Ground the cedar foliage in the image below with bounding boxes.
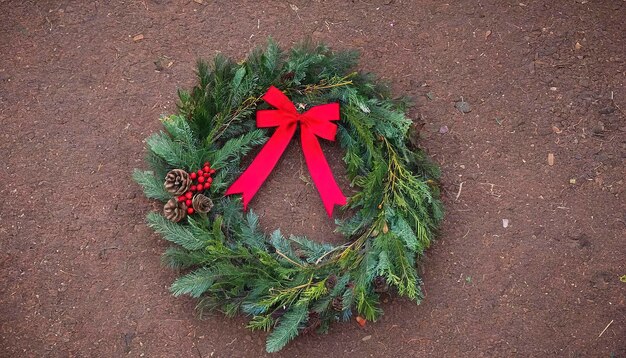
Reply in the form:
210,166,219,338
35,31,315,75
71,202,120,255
134,39,443,353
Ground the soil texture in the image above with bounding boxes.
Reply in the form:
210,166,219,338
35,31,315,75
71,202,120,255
1,0,625,357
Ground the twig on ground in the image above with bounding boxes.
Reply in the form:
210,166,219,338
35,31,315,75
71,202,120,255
455,181,465,202
478,182,502,198
598,320,613,338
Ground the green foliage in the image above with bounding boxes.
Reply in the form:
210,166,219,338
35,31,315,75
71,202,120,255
145,132,190,169
134,39,443,352
247,314,274,332
146,212,208,250
132,169,170,201
270,230,305,266
211,129,266,170
171,267,215,298
355,287,382,321
161,247,208,269
288,235,335,264
266,303,308,353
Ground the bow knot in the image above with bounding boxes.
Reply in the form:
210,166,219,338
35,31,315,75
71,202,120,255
226,86,347,217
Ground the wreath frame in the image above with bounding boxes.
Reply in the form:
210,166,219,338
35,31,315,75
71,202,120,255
133,40,443,352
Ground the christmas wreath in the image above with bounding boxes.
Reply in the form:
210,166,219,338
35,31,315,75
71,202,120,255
133,40,443,352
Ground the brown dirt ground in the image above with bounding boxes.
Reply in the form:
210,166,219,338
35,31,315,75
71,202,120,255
1,0,625,357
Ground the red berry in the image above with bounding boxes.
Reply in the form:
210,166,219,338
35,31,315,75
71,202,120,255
210,169,216,174
177,195,186,202
196,184,203,191
207,177,213,184
190,172,197,180
187,207,194,215
203,166,210,173
185,199,192,207
197,176,205,183
197,169,203,176
185,191,193,199
190,185,197,191
203,172,210,177
204,161,210,167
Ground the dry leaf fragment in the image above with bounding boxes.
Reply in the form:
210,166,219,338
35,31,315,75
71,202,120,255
356,316,367,327
485,30,492,39
133,34,144,42
548,153,555,166
575,42,582,50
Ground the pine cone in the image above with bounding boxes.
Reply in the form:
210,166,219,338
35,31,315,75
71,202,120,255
164,169,191,195
373,276,389,293
192,194,213,213
331,296,343,312
301,312,321,335
163,198,186,222
280,71,295,82
325,275,337,290
271,307,287,319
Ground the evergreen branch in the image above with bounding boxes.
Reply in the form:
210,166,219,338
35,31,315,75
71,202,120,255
355,287,382,321
275,249,306,268
287,235,336,264
212,94,265,142
248,315,274,332
266,303,308,353
300,73,357,94
161,247,208,269
146,212,207,250
302,281,327,301
132,169,171,201
270,230,305,266
210,129,267,170
146,132,191,169
263,39,281,73
170,267,215,297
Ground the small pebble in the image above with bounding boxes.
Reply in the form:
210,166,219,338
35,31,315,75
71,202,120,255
599,106,615,115
455,100,471,113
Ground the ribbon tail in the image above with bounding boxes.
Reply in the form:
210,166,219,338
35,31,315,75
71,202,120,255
225,124,296,209
300,129,347,217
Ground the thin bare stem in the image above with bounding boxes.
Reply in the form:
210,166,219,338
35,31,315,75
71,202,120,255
275,249,306,268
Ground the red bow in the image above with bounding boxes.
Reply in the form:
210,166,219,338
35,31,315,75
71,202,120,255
225,86,347,217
